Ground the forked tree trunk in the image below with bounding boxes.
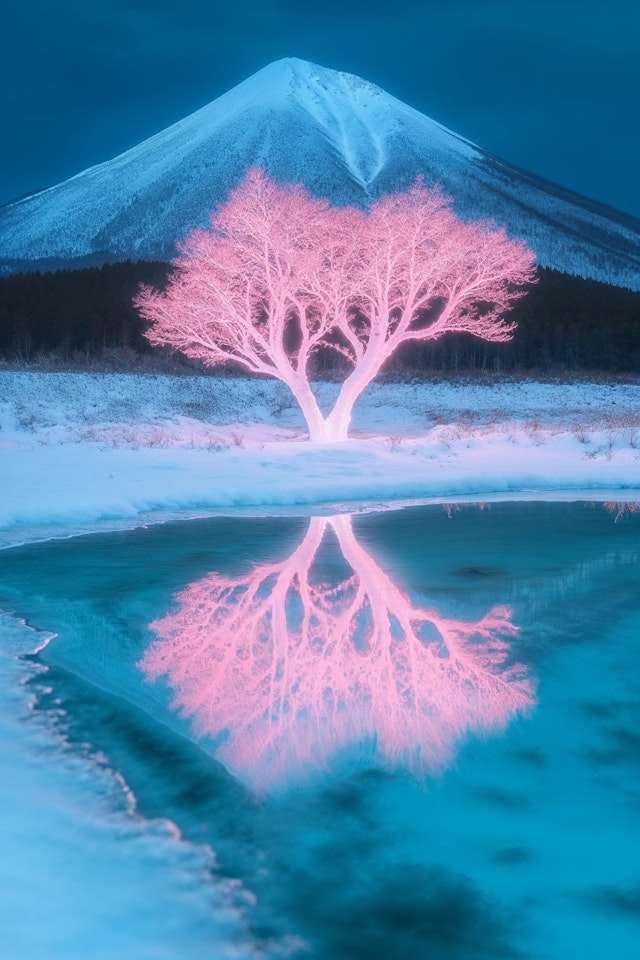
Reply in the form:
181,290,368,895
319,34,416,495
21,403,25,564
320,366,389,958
319,350,388,442
291,357,385,443
294,381,359,443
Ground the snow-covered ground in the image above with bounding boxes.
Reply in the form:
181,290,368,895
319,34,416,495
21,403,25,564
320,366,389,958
0,613,259,960
2,370,640,544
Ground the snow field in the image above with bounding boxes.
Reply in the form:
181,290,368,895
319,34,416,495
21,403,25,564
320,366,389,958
1,370,639,543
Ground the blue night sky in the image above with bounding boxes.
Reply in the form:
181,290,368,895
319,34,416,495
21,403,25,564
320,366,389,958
2,0,639,216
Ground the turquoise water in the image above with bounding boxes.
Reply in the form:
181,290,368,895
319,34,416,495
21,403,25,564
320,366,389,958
0,502,638,958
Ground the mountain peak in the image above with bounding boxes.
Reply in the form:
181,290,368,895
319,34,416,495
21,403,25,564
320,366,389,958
256,56,380,89
1,60,639,288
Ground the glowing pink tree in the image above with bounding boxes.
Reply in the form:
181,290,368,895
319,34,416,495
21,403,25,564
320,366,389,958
135,169,360,441
323,184,537,439
135,169,536,442
141,515,535,792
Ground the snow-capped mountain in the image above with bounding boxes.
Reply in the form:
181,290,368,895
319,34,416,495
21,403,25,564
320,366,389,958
1,58,639,289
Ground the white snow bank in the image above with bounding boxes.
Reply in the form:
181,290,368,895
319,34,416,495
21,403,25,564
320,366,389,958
1,371,639,544
3,370,640,436
0,614,269,960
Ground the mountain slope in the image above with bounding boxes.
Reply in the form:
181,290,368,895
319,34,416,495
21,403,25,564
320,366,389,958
1,58,639,289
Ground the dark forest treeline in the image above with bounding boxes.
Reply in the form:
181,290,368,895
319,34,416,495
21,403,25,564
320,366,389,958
1,260,639,373
0,261,169,361
395,267,640,374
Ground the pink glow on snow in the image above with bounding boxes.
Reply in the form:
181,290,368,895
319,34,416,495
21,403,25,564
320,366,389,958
140,515,536,791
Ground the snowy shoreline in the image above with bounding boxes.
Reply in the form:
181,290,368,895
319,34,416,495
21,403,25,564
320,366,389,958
2,370,640,546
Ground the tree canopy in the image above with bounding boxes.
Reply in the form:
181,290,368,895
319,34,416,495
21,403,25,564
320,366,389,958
135,168,537,440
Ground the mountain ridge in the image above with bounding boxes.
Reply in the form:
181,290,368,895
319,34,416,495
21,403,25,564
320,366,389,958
1,57,639,289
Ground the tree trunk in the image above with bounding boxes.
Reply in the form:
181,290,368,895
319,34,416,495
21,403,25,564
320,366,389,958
322,351,387,442
287,347,385,443
286,373,331,443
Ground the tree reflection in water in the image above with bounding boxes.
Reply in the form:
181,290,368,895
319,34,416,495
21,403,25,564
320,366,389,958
140,515,535,791
601,500,640,522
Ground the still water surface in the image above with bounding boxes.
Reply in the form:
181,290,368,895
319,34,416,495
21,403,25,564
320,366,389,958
0,502,638,958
